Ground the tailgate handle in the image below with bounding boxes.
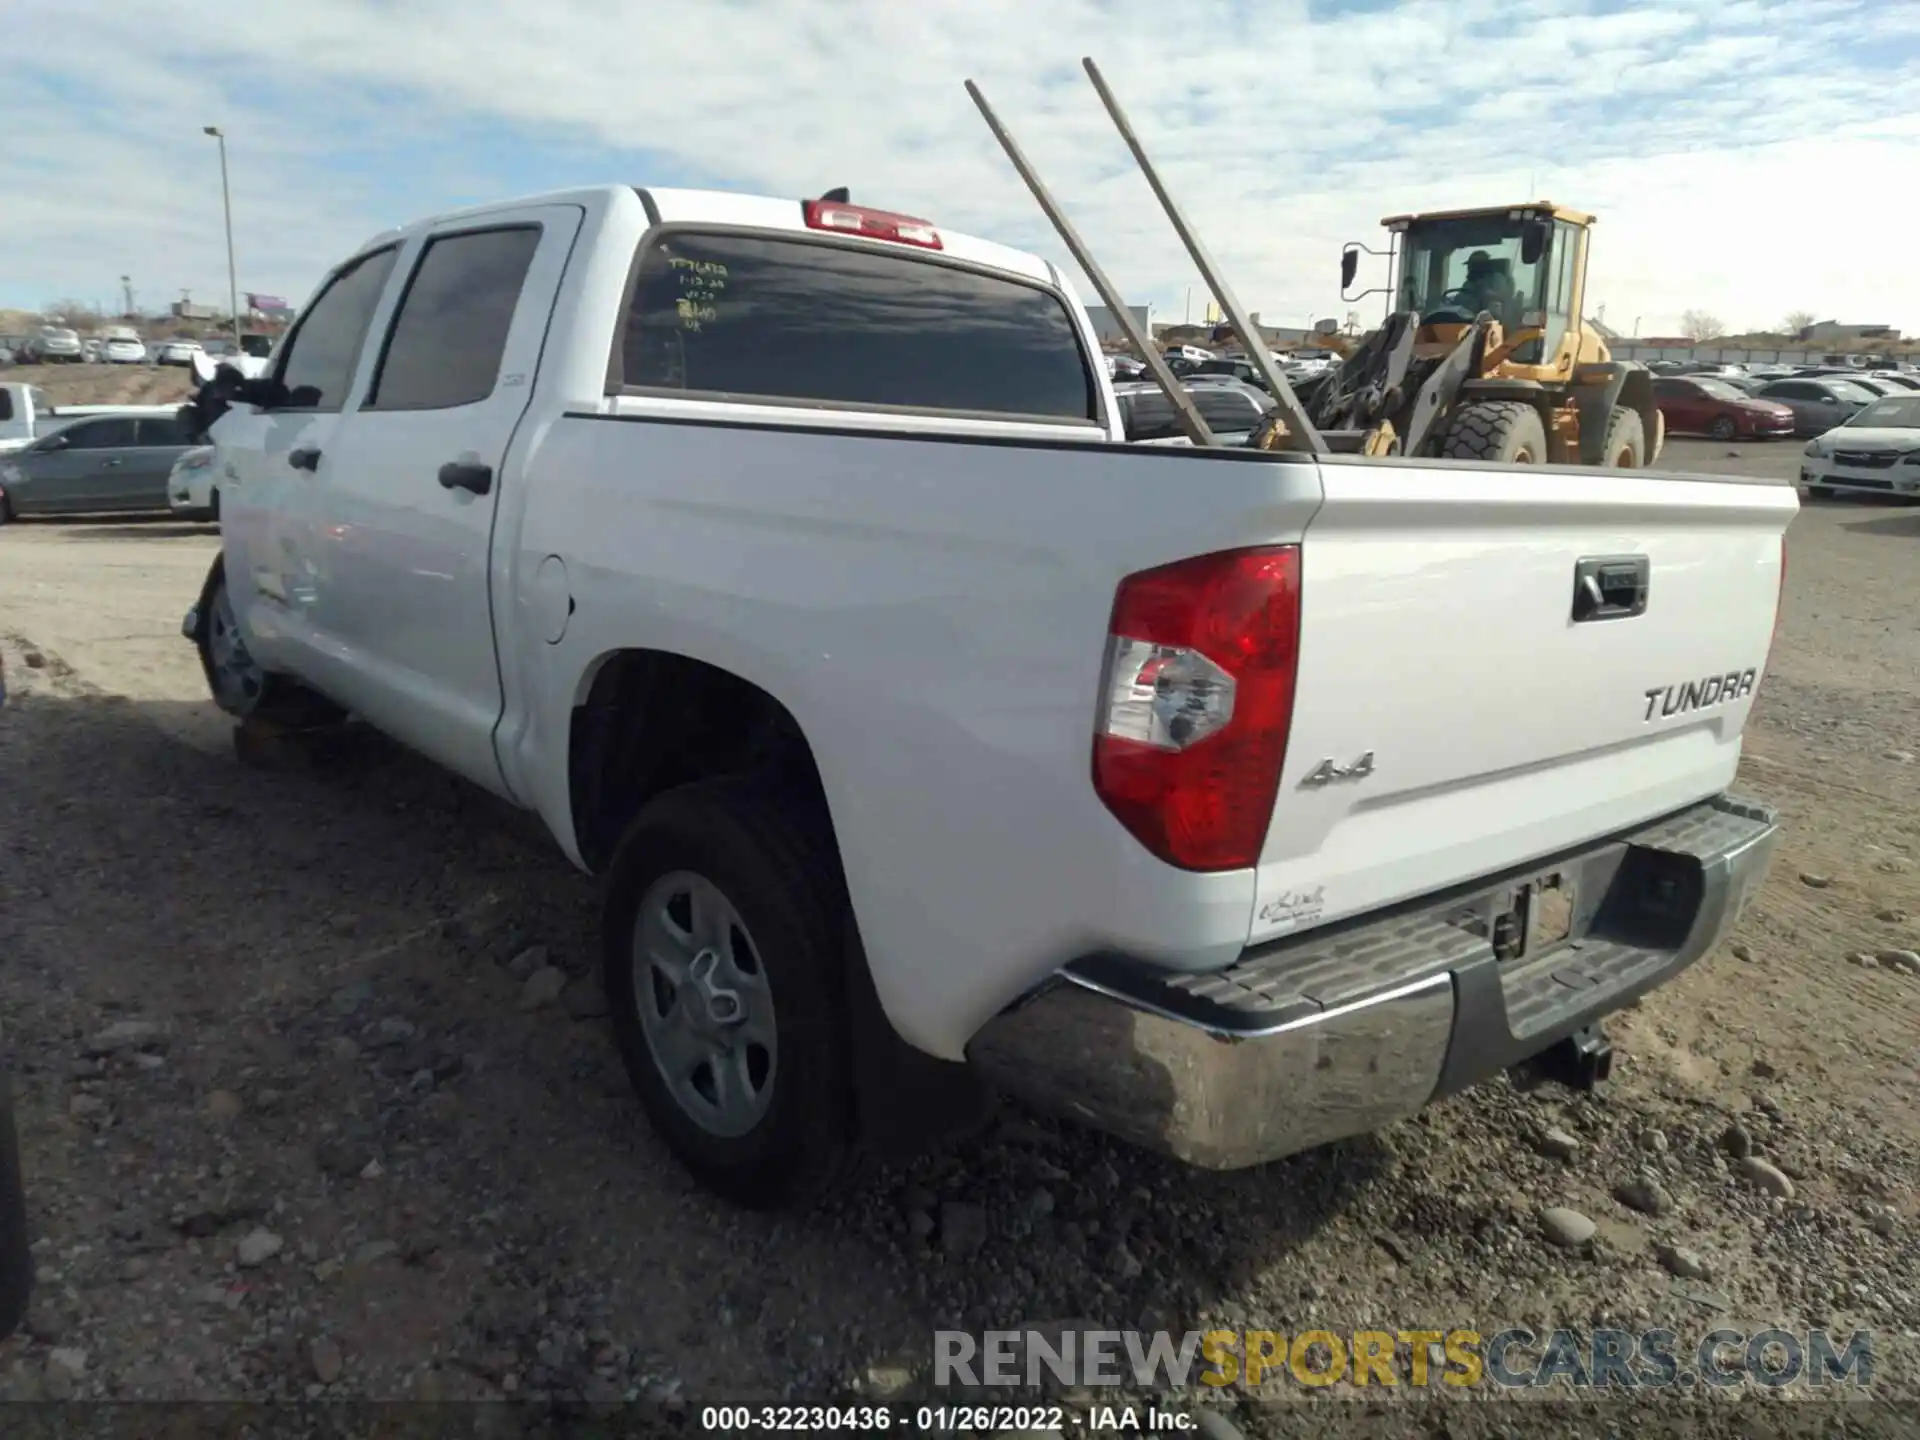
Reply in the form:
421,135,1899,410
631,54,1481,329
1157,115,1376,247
1572,555,1649,622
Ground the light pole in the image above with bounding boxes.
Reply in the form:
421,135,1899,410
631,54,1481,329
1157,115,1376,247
203,126,242,348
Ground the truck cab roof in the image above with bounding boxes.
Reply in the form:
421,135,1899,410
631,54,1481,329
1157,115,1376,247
348,185,1061,290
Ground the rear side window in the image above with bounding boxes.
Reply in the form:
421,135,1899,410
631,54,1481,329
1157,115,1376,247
616,231,1094,421
137,415,195,445
368,226,541,411
0,390,11,422
274,246,401,411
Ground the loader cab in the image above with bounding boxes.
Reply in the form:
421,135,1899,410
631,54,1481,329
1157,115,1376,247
1382,203,1590,378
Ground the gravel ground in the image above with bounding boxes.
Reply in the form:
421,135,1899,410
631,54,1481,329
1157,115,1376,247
0,438,1915,1437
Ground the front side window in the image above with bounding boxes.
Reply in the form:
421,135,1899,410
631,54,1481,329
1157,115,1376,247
617,230,1095,421
274,246,401,411
59,418,137,450
369,226,541,411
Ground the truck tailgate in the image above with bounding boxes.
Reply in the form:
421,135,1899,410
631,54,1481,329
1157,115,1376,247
1249,459,1794,945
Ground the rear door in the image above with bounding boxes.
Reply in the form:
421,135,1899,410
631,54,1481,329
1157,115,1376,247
296,208,580,795
113,415,198,509
1248,458,1793,946
1653,378,1699,433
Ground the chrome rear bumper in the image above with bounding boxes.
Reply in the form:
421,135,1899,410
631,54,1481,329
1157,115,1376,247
968,794,1779,1170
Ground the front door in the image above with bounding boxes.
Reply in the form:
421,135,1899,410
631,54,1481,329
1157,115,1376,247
15,416,137,513
298,206,582,797
215,244,402,678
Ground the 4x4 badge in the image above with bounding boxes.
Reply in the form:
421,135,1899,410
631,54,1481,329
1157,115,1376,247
1302,751,1375,787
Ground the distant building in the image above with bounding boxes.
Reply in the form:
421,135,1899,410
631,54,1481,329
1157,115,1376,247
1084,304,1151,344
1798,320,1902,345
171,300,221,321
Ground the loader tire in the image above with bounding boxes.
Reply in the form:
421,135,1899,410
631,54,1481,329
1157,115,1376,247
1600,407,1647,468
1439,401,1547,465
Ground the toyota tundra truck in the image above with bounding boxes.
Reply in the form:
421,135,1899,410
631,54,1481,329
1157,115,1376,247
180,181,1790,1208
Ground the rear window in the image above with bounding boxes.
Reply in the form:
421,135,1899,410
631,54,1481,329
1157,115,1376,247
615,230,1095,421
1122,386,1270,440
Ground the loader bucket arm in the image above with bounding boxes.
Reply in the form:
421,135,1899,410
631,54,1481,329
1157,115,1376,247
1400,319,1492,457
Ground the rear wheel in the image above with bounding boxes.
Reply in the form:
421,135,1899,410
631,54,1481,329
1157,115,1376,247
603,775,857,1209
1601,407,1647,468
1710,415,1739,442
1439,400,1548,464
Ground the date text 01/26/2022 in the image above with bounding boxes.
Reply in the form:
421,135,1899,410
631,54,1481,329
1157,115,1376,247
698,1405,1096,1432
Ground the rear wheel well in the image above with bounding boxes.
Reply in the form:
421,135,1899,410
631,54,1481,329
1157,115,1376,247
568,649,993,1162
568,650,828,875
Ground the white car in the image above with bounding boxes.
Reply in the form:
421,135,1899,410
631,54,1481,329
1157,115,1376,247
166,444,220,520
153,340,204,366
181,180,1787,1208
102,337,149,365
1801,392,1920,499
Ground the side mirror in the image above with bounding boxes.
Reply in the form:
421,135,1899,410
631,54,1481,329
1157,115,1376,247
38,433,68,451
1520,219,1549,267
1340,245,1360,292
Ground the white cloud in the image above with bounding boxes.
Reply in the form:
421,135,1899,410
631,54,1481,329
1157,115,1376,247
3,0,1916,337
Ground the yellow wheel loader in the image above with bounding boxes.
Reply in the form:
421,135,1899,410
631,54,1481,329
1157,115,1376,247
964,58,1660,465
1324,202,1664,466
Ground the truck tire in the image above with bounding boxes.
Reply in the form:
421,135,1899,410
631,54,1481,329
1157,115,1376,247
1439,401,1548,464
1601,407,1647,468
602,774,857,1209
194,564,340,727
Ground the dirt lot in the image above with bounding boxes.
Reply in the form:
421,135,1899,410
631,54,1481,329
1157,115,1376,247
3,361,197,409
0,438,1915,1433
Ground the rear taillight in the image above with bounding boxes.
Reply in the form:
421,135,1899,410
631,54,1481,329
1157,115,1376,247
1092,546,1302,871
801,200,943,250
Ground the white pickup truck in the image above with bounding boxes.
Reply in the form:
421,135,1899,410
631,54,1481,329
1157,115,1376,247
181,181,1791,1209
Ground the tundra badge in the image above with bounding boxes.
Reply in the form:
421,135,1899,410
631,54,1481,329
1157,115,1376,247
1643,668,1757,722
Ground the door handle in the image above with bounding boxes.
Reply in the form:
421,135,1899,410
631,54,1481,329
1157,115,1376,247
438,460,493,496
102,458,124,467
288,446,322,471
1572,555,1650,622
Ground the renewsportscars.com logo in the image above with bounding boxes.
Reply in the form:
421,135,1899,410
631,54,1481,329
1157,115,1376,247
935,1326,1875,1391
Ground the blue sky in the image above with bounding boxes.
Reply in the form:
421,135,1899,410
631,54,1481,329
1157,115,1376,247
4,0,1918,336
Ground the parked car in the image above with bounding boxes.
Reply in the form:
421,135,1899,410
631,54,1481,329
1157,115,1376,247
1113,378,1275,442
1651,376,1794,441
152,339,204,366
1801,393,1920,499
1836,376,1903,397
166,444,220,520
101,336,149,365
1867,371,1920,391
26,326,83,363
1105,353,1146,382
178,182,1788,1208
1188,356,1270,391
0,412,205,520
1752,377,1876,436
